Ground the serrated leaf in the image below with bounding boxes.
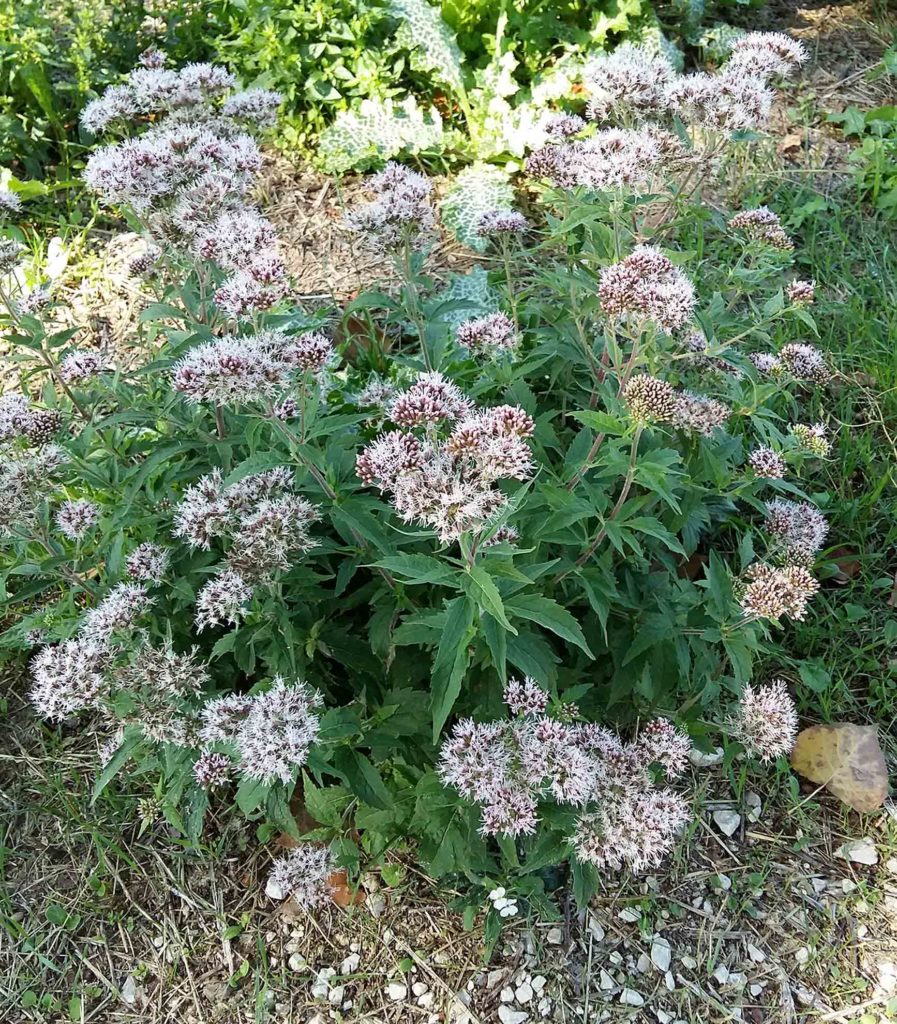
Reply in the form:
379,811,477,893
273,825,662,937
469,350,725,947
430,596,476,741
463,566,515,633
504,594,593,657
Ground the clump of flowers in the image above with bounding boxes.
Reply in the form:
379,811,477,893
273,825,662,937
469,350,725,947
29,639,109,720
748,446,786,479
199,676,322,784
266,845,335,908
456,313,518,357
192,751,233,790
55,499,99,540
0,445,66,534
786,279,815,305
764,499,828,562
729,207,793,250
670,392,731,436
81,55,287,321
194,568,253,632
730,679,798,761
777,343,831,385
476,210,528,236
438,678,692,873
345,162,435,251
740,563,819,622
526,127,664,194
357,374,534,542
623,375,677,424
583,44,675,122
81,583,152,642
790,422,831,457
60,350,105,383
599,246,695,332
126,541,171,583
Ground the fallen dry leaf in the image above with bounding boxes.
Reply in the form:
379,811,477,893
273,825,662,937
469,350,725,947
790,723,889,812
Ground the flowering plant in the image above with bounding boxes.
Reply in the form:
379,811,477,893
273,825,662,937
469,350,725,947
1,35,830,913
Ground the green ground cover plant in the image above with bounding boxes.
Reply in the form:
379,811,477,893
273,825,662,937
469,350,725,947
0,31,857,930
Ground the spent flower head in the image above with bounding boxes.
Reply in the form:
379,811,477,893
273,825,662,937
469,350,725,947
599,246,695,331
740,563,819,622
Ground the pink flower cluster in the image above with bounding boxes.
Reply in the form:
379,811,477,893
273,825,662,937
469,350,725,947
730,679,798,761
81,55,287,321
173,467,319,629
582,33,805,135
599,246,696,332
526,127,664,193
438,678,692,873
356,373,534,542
345,162,435,251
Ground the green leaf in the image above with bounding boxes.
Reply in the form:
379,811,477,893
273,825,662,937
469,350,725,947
235,776,271,817
504,594,593,657
463,566,516,633
91,733,142,802
303,777,352,827
430,597,476,741
371,554,456,586
333,749,393,810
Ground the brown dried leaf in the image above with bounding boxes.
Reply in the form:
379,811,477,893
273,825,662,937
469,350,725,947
790,723,889,812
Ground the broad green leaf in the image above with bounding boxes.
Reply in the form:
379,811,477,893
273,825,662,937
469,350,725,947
430,596,476,741
463,566,515,633
504,594,593,657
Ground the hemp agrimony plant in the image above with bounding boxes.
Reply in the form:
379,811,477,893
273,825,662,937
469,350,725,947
1,35,834,917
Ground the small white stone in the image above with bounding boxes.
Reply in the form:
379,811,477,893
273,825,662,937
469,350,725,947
841,878,857,893
387,982,408,1001
793,985,816,1007
531,976,546,993
681,955,697,970
120,975,137,1005
340,953,360,976
728,972,747,988
651,937,672,972
412,982,429,997
619,988,644,1007
712,809,741,838
712,965,730,986
311,967,336,1001
342,999,353,1011
689,746,724,767
745,791,762,822
327,985,345,1005
516,983,534,1004
609,951,623,966
500,987,515,1003
636,954,651,973
656,1011,673,1024
382,928,394,944
418,992,435,1009
664,971,675,992
265,875,287,900
538,996,551,1017
546,927,564,945
886,857,897,875
835,838,878,865
810,877,827,895
618,907,640,923
857,924,868,939
716,873,732,891
747,944,765,963
599,970,616,991
587,916,605,942
749,984,764,997
288,952,308,972
498,1006,529,1024
795,947,809,966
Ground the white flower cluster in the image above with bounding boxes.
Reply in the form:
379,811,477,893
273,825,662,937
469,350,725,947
584,34,805,133
173,467,320,629
199,676,322,784
438,679,692,874
82,54,287,321
356,373,535,542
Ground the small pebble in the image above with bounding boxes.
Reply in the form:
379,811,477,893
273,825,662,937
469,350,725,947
516,983,534,1004
795,947,809,966
327,985,345,1005
387,982,407,1001
367,892,387,918
619,988,644,1007
749,984,764,997
745,791,762,822
546,927,564,945
689,746,724,766
412,982,429,997
531,976,546,993
712,965,730,986
418,992,435,1009
498,1006,529,1024
835,838,878,865
681,955,697,970
664,971,675,992
599,970,615,991
712,809,741,838
651,937,672,973
636,954,651,973
340,953,360,975
747,944,765,963
617,907,640,923
500,987,515,1003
